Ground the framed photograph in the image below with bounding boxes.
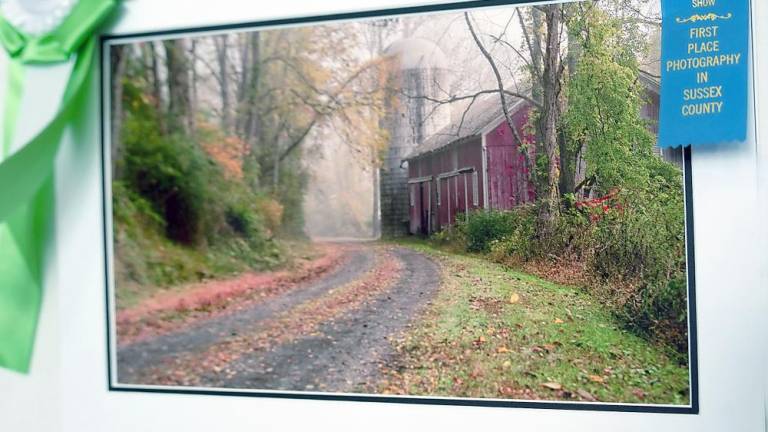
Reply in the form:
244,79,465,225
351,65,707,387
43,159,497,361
102,0,700,413
2,0,767,430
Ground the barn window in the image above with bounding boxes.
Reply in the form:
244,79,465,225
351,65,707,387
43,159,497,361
409,184,415,207
472,171,479,206
436,178,441,206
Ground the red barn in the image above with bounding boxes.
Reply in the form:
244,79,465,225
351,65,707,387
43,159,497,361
404,95,536,235
404,72,665,236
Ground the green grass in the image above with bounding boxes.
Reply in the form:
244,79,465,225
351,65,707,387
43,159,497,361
382,240,690,405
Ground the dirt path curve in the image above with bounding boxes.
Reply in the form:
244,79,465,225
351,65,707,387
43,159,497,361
198,247,441,392
117,244,376,384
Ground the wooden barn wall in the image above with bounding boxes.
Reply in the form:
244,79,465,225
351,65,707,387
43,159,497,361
406,136,483,234
484,104,536,210
458,138,484,212
436,139,484,230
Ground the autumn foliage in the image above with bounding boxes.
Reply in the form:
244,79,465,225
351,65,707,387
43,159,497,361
198,121,249,180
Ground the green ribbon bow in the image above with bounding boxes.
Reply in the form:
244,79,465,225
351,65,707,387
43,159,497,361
0,0,117,373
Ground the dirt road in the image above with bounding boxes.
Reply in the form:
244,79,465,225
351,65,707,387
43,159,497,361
116,243,440,392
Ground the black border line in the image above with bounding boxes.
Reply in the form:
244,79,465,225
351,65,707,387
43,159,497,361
684,145,699,415
100,39,113,397
99,0,699,414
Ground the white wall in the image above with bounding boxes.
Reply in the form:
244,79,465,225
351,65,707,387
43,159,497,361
1,1,766,431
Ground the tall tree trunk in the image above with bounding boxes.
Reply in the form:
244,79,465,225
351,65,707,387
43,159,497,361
559,5,582,198
519,8,546,194
530,8,545,110
235,33,251,136
273,146,280,191
148,42,166,134
540,5,562,222
215,35,232,134
111,45,127,179
243,32,261,148
364,22,387,239
558,130,575,197
189,39,198,132
163,40,193,135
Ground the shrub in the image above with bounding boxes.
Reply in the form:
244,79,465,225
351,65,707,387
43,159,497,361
430,223,468,253
120,83,281,248
486,207,539,260
621,274,688,354
123,130,216,245
225,203,263,238
589,188,687,351
463,209,524,252
255,197,284,235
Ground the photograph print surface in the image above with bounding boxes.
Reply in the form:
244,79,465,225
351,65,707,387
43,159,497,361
105,0,696,411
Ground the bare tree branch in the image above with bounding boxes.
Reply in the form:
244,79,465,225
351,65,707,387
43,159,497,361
401,88,541,110
278,59,386,162
465,12,530,152
518,7,543,83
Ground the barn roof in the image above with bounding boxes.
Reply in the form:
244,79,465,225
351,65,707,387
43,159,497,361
638,69,660,94
404,70,659,162
404,92,527,160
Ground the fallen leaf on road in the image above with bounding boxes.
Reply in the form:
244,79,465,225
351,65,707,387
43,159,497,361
541,382,562,390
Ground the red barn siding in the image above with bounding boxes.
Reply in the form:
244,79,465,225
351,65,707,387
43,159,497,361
484,104,536,210
435,139,484,231
435,149,449,229
407,137,484,235
458,138,485,211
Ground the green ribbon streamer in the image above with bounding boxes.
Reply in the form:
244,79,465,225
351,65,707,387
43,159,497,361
0,0,117,373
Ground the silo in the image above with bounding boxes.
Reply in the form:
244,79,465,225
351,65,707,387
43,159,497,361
380,37,451,237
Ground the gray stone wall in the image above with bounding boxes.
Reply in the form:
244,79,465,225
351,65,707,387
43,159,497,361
380,149,411,237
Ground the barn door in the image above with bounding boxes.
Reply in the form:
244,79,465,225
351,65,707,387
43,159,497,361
409,183,421,235
486,146,517,210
